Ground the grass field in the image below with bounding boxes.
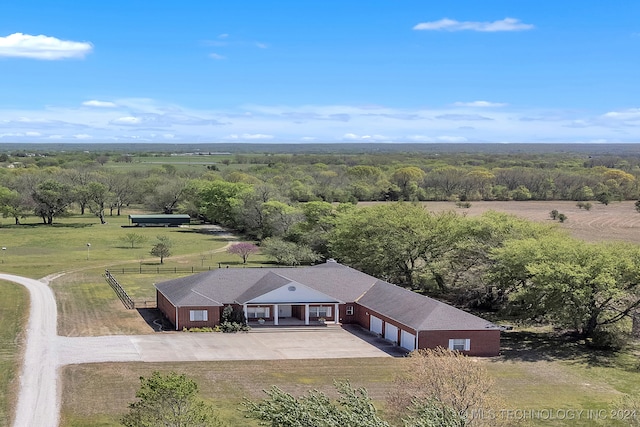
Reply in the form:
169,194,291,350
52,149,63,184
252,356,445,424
59,332,640,427
0,281,29,427
4,201,640,425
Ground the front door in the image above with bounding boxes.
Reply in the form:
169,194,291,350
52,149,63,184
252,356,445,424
278,304,292,318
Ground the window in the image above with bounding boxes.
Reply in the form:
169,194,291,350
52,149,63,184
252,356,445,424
247,306,270,318
189,310,208,322
448,338,470,351
346,306,354,316
309,306,332,318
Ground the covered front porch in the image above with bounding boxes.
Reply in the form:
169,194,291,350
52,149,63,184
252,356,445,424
242,303,341,326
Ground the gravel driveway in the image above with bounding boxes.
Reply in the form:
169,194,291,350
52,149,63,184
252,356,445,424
2,273,403,427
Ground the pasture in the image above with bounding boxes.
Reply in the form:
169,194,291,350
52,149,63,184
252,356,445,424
3,201,640,426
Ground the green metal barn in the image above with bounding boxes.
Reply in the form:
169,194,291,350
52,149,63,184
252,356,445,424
128,214,191,227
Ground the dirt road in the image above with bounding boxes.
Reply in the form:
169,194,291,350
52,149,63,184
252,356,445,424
3,272,397,427
1,274,59,427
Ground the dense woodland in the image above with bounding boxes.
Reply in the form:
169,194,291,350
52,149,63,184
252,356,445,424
2,145,640,345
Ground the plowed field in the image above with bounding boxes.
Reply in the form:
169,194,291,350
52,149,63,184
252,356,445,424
359,200,640,243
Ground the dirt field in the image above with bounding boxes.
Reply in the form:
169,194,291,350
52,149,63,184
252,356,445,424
360,200,640,244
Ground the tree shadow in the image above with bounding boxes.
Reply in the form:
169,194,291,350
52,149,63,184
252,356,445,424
1,222,94,228
498,331,626,368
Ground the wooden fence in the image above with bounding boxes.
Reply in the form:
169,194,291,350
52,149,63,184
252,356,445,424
104,270,135,309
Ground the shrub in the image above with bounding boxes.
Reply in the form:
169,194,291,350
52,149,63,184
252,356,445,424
588,325,629,350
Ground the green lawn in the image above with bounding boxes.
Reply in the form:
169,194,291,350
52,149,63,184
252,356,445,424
3,214,640,426
0,213,238,278
0,281,29,427
59,341,640,427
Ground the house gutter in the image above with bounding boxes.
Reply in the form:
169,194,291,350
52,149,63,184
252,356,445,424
175,306,179,331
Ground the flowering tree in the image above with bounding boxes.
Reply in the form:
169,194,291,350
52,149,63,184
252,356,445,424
227,242,259,264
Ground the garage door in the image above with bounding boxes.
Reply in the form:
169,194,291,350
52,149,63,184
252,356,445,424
384,323,398,344
400,330,416,351
369,315,383,335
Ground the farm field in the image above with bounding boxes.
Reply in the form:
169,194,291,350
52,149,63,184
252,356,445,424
360,200,640,244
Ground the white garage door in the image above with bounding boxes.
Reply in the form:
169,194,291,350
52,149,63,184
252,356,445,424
400,330,416,351
384,323,398,344
370,315,383,335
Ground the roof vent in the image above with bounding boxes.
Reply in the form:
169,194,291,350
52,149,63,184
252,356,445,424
288,286,296,291
326,258,337,263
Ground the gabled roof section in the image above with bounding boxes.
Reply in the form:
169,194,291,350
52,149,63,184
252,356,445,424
236,272,342,304
155,262,378,307
357,281,498,332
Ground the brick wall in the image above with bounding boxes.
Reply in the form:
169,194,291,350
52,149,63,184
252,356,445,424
418,329,500,356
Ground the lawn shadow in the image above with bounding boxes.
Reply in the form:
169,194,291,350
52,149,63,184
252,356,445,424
136,308,173,332
499,330,624,368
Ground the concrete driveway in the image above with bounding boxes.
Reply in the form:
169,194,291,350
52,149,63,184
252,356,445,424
57,324,407,365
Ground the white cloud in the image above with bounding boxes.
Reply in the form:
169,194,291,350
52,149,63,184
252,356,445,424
209,53,226,60
82,100,117,108
414,17,534,32
0,33,93,60
2,98,640,143
218,33,229,39
436,135,468,142
435,114,493,121
342,133,388,141
111,116,142,125
73,134,92,139
256,42,268,49
453,101,507,107
225,133,274,140
602,108,640,121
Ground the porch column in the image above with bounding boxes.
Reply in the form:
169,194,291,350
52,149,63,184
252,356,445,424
304,303,310,325
334,303,339,324
243,304,248,322
274,304,279,326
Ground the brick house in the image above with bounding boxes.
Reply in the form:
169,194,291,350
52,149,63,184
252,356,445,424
155,260,500,356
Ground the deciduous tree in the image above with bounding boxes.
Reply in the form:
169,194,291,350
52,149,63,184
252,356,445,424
243,381,390,427
490,237,640,340
387,348,500,427
150,236,173,264
227,242,259,264
121,371,222,427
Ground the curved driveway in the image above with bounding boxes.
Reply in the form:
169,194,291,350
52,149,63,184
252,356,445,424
2,273,400,427
1,274,59,427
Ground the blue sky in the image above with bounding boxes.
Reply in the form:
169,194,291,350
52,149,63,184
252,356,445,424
1,1,639,143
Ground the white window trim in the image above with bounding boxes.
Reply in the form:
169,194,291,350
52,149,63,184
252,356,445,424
346,306,354,316
189,310,208,322
448,338,470,351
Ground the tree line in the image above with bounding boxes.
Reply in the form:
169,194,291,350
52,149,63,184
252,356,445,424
2,153,640,343
2,150,640,222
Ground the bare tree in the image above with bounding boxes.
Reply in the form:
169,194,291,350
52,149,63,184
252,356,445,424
387,348,504,427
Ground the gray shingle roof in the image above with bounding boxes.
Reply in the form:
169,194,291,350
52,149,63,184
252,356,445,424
155,262,496,331
356,281,497,331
